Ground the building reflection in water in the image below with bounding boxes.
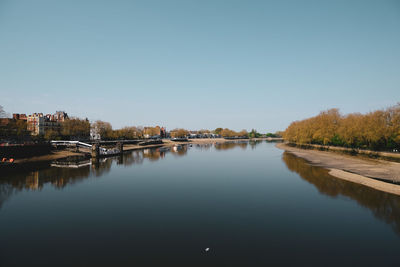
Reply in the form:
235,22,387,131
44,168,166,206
0,148,152,208
282,151,400,235
0,142,263,209
0,145,190,200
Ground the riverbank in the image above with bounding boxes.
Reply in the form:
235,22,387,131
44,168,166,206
285,143,400,161
14,150,85,164
276,143,400,195
10,138,278,166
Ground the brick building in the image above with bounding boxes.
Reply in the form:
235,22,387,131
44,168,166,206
12,114,27,121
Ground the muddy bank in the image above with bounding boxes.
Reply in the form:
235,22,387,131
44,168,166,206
277,143,400,196
286,143,400,162
14,150,84,164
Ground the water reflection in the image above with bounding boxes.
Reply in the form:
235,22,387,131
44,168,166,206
282,151,400,235
249,140,263,149
0,147,181,208
192,143,212,151
215,141,248,150
0,142,263,210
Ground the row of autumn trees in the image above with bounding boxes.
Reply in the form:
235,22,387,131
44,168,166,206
89,121,145,140
50,120,190,140
1,105,275,141
214,128,248,138
0,105,29,140
51,123,251,140
283,104,400,150
48,123,253,140
45,118,91,140
47,119,144,140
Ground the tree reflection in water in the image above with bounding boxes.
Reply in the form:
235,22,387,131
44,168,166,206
0,142,263,210
282,151,400,235
0,147,186,209
215,141,248,151
249,140,264,149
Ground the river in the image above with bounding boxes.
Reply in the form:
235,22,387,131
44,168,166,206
1,141,399,266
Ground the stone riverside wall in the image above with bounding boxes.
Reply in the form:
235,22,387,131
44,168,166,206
0,144,52,159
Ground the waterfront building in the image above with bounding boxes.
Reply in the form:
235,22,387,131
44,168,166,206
27,113,45,135
0,114,27,127
54,111,68,122
27,111,69,135
44,117,62,133
90,125,101,140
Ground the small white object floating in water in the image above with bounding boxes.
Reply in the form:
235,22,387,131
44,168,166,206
205,248,210,252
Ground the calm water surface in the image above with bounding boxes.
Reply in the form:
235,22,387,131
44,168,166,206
1,141,400,266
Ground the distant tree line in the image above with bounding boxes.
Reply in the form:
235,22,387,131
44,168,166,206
283,105,400,151
91,120,144,140
1,105,280,142
0,119,29,141
41,118,90,141
39,119,147,141
215,127,280,138
170,128,189,138
249,129,262,138
218,128,248,138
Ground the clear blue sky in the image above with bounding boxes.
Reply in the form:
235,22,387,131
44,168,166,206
1,0,399,132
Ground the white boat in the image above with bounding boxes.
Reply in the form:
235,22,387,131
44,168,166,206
172,144,183,152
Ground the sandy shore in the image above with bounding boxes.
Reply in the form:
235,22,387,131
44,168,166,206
276,143,400,196
14,150,84,164
290,143,400,161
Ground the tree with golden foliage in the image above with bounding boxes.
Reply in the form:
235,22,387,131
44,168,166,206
238,129,248,137
198,129,210,134
214,128,223,135
44,129,60,141
283,105,400,150
91,120,113,140
143,127,160,137
220,128,235,137
220,128,248,138
0,118,29,141
170,128,188,138
61,118,90,139
115,127,143,139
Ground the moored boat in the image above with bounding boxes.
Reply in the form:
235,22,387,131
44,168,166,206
0,158,16,170
171,138,188,142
